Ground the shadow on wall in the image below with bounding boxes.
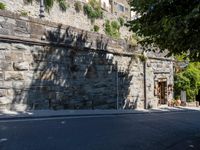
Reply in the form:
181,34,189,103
10,25,133,110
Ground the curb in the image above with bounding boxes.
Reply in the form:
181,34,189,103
0,108,199,121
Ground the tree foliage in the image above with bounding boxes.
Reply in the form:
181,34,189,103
174,62,200,102
127,0,200,61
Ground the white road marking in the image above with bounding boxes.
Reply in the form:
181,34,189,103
0,138,8,142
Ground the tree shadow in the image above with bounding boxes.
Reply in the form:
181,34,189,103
9,25,133,110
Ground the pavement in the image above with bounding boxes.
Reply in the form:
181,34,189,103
0,105,200,120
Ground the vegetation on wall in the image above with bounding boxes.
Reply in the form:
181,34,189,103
104,20,120,39
0,2,6,10
118,17,125,26
58,0,69,12
174,62,200,102
25,0,69,12
19,10,29,16
74,1,82,13
93,25,100,32
126,34,139,47
83,0,103,22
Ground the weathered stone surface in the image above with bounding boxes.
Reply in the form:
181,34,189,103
4,71,24,81
0,89,6,97
0,43,11,50
12,81,25,89
0,28,9,35
30,23,44,36
2,81,12,89
7,18,16,24
0,52,5,59
12,44,30,51
0,97,11,105
0,16,5,22
0,12,174,110
13,62,29,71
10,51,24,61
0,61,13,71
16,20,28,28
0,71,4,80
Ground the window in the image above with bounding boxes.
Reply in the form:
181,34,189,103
117,4,124,12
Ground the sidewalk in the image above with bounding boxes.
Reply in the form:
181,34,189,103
0,106,200,120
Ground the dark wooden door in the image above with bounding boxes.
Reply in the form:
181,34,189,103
158,81,167,104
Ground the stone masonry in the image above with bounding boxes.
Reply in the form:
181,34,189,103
0,10,174,110
0,0,131,39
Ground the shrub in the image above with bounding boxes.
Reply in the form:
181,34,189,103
19,10,28,16
74,1,82,12
104,20,120,39
93,25,100,32
83,0,103,22
25,0,69,12
58,0,69,12
118,17,125,26
127,34,140,47
0,2,6,10
111,21,120,30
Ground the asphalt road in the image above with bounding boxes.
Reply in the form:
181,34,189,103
0,111,200,150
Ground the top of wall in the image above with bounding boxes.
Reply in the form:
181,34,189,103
0,10,135,54
0,9,173,61
0,0,132,39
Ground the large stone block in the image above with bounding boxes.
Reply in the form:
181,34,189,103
12,44,30,51
0,43,11,50
13,62,29,71
1,81,12,89
0,97,12,105
10,51,24,61
7,18,16,24
24,54,33,62
0,28,9,35
30,23,45,36
4,71,24,81
12,81,25,89
16,20,28,29
0,61,13,71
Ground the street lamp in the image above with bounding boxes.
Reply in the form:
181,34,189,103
39,0,45,18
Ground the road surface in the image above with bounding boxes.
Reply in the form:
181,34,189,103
0,111,200,150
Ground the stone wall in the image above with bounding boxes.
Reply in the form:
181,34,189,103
0,10,174,110
0,0,132,39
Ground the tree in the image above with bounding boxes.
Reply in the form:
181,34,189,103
127,0,200,61
174,62,200,102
